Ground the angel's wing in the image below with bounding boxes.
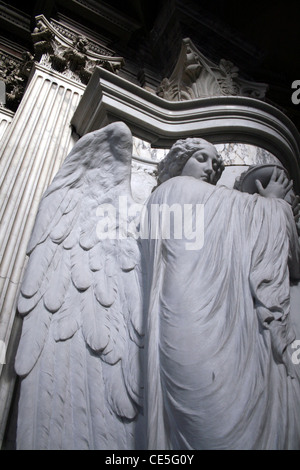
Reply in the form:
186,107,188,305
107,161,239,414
15,122,145,450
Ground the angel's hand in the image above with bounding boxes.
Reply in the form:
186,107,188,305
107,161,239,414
255,167,293,199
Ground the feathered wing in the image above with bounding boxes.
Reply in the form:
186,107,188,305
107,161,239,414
15,122,145,450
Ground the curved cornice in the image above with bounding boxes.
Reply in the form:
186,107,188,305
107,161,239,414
71,67,300,191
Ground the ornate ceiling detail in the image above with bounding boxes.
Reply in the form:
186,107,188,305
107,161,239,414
0,11,126,112
157,38,268,101
31,15,124,85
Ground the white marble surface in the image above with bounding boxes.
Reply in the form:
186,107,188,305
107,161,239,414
0,64,84,446
15,122,144,450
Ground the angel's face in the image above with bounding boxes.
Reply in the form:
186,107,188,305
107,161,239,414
181,146,219,184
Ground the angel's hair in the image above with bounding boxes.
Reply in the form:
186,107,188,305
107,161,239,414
157,137,225,185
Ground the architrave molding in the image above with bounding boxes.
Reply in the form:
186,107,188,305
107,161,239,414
71,67,300,191
56,0,141,39
0,1,30,34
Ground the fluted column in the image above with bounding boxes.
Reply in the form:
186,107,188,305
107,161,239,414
0,63,84,445
0,107,14,144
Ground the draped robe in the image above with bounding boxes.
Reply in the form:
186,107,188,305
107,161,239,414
141,176,300,450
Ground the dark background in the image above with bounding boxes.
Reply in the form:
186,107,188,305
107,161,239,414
1,0,300,129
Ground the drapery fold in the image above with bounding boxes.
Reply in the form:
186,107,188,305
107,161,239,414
141,176,300,450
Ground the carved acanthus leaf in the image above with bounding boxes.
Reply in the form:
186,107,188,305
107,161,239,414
157,38,268,101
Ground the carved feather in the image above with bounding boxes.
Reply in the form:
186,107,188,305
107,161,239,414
85,347,109,449
33,329,56,449
119,238,140,271
16,361,39,448
79,222,102,251
20,241,57,299
93,265,116,307
69,330,91,449
105,360,138,420
100,294,127,365
27,184,82,254
52,289,82,342
71,245,92,291
15,299,52,376
121,268,144,338
18,292,41,316
122,339,143,405
16,122,144,450
88,243,104,272
26,188,69,253
50,204,80,244
81,286,110,352
43,247,71,313
20,328,70,449
63,229,78,250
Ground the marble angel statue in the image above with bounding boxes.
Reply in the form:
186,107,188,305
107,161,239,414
15,121,300,450
140,137,300,450
15,122,145,450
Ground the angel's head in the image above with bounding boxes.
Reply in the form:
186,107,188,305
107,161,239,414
157,137,224,185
